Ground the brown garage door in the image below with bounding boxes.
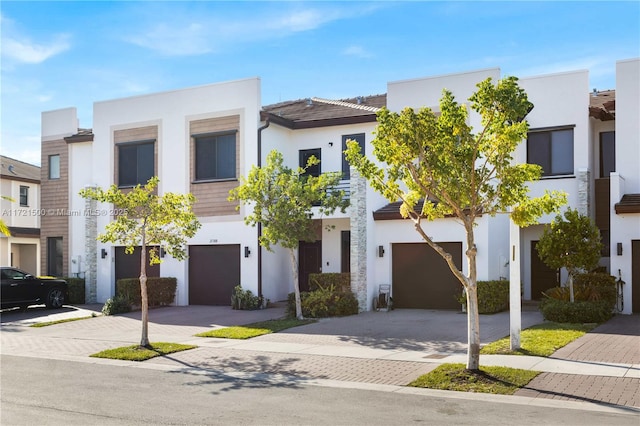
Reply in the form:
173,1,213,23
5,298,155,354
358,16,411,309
392,242,463,309
115,246,160,282
189,245,240,305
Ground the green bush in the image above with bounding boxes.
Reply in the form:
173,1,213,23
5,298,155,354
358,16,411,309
115,277,177,307
231,285,266,310
574,272,617,308
458,280,509,314
286,289,359,318
308,273,351,292
539,298,613,323
101,295,132,315
63,277,85,304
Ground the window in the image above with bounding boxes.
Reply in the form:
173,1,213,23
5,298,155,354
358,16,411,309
527,128,574,177
194,132,236,181
342,133,365,180
47,237,63,277
599,131,615,178
118,141,154,187
300,148,321,177
49,154,60,179
19,186,29,206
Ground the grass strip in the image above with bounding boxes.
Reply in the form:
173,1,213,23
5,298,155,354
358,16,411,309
90,342,197,361
480,321,597,357
196,318,315,339
30,316,96,328
409,363,540,394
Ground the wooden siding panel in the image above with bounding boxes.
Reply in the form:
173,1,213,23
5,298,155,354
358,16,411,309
189,115,240,217
40,139,69,276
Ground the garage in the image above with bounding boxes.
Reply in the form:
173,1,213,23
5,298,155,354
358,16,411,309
391,242,463,309
188,245,240,305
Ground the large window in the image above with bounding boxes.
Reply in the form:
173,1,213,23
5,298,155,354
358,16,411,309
118,141,154,187
599,131,615,178
342,133,365,180
527,128,574,177
19,186,29,206
49,154,60,179
194,132,236,181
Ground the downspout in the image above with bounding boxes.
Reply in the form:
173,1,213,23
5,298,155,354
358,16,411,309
257,117,270,298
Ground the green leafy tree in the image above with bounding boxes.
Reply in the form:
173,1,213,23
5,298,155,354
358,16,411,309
229,150,348,319
80,177,201,347
345,77,566,370
1,196,16,236
536,208,603,303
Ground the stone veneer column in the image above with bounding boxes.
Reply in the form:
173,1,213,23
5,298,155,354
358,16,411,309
577,168,590,217
349,168,368,311
85,193,97,303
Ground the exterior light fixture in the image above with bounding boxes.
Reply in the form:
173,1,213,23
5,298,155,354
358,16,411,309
244,246,251,258
378,245,385,257
101,248,108,259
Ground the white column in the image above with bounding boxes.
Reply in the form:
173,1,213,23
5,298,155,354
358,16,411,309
509,217,521,350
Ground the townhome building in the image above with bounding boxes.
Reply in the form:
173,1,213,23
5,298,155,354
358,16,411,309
0,156,41,274
39,59,639,313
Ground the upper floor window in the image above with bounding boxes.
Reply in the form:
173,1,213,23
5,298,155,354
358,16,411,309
118,141,154,187
19,186,29,206
599,131,615,178
342,133,365,180
300,148,321,177
49,154,60,179
194,132,237,181
527,127,574,177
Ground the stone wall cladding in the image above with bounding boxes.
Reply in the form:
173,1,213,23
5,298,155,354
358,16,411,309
349,168,367,311
85,195,97,303
577,168,590,217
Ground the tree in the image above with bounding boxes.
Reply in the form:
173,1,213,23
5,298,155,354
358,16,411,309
80,177,200,347
536,208,603,302
1,196,15,236
345,77,566,370
229,150,348,319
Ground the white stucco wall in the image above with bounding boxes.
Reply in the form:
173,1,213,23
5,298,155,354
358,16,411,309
610,58,640,314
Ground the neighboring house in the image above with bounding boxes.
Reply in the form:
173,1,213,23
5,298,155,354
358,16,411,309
0,155,41,274
40,59,639,313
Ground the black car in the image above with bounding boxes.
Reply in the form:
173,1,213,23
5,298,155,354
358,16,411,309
0,267,68,310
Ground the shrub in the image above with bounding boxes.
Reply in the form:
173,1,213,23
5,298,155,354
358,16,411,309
308,273,350,292
458,280,509,314
115,277,177,307
574,272,617,308
63,277,86,304
101,295,132,315
231,285,266,310
539,298,613,323
286,289,358,318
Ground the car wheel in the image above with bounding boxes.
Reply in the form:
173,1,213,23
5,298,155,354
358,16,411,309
46,288,65,309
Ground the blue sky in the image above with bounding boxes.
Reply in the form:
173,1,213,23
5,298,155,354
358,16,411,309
1,1,639,166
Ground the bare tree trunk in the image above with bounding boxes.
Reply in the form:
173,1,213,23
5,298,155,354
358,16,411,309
568,272,575,303
466,283,480,370
289,248,303,320
140,230,150,348
465,228,480,371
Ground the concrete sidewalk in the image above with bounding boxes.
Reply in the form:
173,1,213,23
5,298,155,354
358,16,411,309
1,305,638,409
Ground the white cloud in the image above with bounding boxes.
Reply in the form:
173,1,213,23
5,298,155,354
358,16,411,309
128,22,212,56
342,45,373,59
0,15,70,64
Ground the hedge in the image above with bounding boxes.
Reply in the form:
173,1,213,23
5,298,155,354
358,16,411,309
308,273,351,292
115,277,177,307
286,290,359,318
539,299,613,323
63,277,86,304
459,280,509,314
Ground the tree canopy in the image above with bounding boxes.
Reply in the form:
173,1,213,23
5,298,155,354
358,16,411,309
345,76,566,369
80,177,201,346
229,150,348,319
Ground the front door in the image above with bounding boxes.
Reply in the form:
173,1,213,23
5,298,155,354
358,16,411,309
298,240,321,292
632,240,640,313
531,241,559,300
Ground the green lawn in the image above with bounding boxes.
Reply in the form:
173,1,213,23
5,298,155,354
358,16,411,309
30,315,97,328
90,342,197,361
196,318,315,339
480,321,597,357
409,363,540,394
